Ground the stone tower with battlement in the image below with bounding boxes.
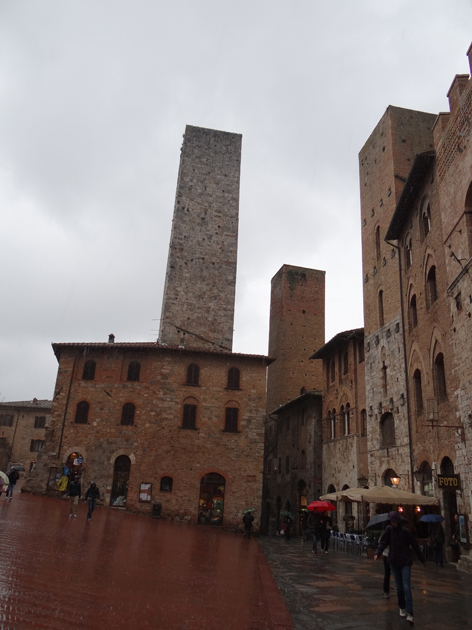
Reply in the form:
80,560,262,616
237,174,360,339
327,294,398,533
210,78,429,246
159,125,242,352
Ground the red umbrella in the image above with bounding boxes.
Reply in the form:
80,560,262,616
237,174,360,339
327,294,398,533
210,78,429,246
307,500,335,512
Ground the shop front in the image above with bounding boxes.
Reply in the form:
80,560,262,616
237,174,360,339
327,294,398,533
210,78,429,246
198,473,225,526
110,455,131,506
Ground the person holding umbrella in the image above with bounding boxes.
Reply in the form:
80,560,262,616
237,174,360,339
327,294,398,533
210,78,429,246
374,511,425,625
5,468,20,499
0,471,9,498
242,508,255,539
420,514,445,567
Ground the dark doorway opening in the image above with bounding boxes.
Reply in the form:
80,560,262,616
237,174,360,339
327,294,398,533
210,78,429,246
111,455,131,507
198,473,225,526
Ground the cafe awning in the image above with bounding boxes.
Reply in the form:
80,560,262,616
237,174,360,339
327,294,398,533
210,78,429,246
320,486,438,506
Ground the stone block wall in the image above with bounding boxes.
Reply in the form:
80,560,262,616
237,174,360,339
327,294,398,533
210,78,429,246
159,125,242,352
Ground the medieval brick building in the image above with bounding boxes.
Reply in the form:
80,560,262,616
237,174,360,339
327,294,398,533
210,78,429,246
24,125,271,531
360,43,472,556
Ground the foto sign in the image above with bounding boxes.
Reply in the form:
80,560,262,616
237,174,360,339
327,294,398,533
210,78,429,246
437,474,461,490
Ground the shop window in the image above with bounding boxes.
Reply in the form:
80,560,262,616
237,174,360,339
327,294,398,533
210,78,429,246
198,472,225,526
127,361,141,382
182,403,197,430
224,407,239,432
160,476,173,492
426,266,438,307
34,416,46,429
380,412,395,447
0,415,14,427
227,367,240,390
360,409,367,437
409,294,418,330
74,401,89,424
121,402,135,426
30,439,44,452
434,353,447,402
413,369,423,414
82,360,96,381
378,290,384,327
186,363,200,386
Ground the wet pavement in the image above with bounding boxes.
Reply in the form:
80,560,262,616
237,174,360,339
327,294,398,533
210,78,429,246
0,493,293,630
258,536,472,629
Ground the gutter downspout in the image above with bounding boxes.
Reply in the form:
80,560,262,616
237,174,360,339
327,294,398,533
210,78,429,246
9,409,21,464
57,352,78,463
386,239,415,493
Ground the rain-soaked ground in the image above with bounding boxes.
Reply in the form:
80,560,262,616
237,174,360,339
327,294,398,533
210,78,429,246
0,492,293,630
258,535,472,630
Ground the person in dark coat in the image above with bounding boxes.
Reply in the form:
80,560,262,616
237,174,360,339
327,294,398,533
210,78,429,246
374,511,425,625
68,476,81,518
320,512,332,553
283,515,292,541
5,470,20,499
85,481,100,521
242,511,254,539
430,522,445,567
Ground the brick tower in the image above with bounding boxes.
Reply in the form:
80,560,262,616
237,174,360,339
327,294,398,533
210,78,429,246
266,265,325,414
159,125,242,352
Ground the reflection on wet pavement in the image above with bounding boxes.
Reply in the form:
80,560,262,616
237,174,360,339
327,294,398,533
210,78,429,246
258,536,472,630
0,494,293,629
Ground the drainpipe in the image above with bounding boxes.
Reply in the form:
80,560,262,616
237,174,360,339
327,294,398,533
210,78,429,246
385,239,415,493
9,408,21,464
57,352,78,463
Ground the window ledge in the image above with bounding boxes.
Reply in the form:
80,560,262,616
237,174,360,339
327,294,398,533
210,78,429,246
180,426,198,431
221,429,241,434
184,383,200,387
225,387,241,391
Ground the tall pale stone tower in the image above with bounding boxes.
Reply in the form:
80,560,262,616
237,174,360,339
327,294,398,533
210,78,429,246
159,125,242,352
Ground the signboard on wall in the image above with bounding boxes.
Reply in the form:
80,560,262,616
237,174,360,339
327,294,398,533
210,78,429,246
437,474,461,491
139,483,152,502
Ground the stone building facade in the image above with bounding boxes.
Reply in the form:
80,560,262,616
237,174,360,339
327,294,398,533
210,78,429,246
24,124,271,532
159,125,241,352
311,329,367,529
360,44,472,556
0,399,51,472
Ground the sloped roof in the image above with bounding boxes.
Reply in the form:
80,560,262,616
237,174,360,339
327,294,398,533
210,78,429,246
269,389,322,416
310,328,364,360
0,399,52,410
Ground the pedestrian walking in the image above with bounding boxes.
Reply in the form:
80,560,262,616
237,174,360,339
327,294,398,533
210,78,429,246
5,469,20,499
320,512,332,553
378,527,391,598
85,481,100,521
243,511,254,539
283,515,292,541
430,522,445,567
374,511,425,625
68,476,81,518
306,511,317,554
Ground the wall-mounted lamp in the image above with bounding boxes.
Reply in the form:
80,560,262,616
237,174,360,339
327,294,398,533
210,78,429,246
390,476,401,487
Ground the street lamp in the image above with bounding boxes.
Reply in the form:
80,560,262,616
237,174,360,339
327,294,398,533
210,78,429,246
390,476,401,487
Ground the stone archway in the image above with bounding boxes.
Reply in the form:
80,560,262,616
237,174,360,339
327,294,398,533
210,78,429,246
110,455,131,507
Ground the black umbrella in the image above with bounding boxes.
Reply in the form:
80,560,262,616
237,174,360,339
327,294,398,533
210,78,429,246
366,512,408,529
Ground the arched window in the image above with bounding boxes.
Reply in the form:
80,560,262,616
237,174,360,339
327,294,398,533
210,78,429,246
344,403,350,435
378,290,384,327
420,199,431,240
227,367,240,390
380,412,395,447
160,476,173,492
121,402,135,426
427,266,438,307
405,235,412,270
182,398,197,429
375,226,381,260
434,353,447,402
343,352,348,375
409,294,418,330
383,468,398,487
82,360,96,381
186,363,200,386
413,369,423,414
127,361,141,382
360,409,367,436
74,401,89,424
224,404,239,432
331,409,336,439
418,461,433,497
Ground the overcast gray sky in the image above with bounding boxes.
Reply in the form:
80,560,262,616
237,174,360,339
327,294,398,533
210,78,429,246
1,1,471,401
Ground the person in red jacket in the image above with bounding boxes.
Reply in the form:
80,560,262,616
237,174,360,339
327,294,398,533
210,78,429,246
374,511,425,625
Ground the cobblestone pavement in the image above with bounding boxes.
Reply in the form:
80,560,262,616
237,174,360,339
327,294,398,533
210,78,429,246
258,536,472,629
0,493,293,630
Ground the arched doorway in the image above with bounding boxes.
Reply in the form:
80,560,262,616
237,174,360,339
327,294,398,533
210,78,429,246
297,480,307,535
110,455,131,506
383,468,397,487
198,473,225,526
66,452,85,480
440,457,458,541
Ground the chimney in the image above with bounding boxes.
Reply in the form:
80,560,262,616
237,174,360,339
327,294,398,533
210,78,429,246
33,397,38,404
108,334,115,343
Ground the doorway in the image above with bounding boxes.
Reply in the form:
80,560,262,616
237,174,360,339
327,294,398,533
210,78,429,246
198,473,225,526
110,455,131,506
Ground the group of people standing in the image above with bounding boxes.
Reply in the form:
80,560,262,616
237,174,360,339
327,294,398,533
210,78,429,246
1,469,20,499
305,510,332,553
67,476,100,521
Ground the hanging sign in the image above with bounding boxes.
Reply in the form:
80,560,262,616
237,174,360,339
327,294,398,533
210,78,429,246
437,474,461,490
